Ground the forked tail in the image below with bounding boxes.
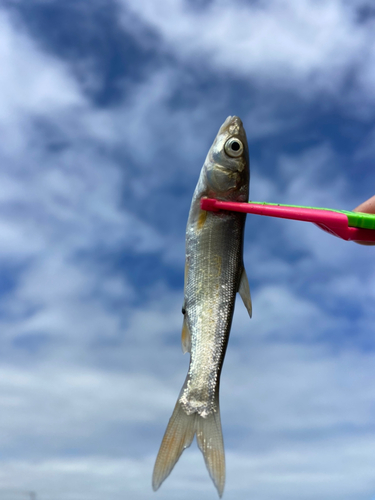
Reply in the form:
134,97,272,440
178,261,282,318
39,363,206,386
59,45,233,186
152,397,225,497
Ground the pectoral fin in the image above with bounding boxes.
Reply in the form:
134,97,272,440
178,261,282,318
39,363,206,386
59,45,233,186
181,315,191,354
239,267,252,318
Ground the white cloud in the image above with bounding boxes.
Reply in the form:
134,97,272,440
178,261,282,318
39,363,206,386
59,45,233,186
0,456,154,500
121,0,375,105
0,3,375,500
0,365,171,442
1,337,375,500
0,10,83,115
225,434,375,499
0,9,85,157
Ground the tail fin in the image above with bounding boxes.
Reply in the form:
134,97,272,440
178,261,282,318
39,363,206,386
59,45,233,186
196,404,225,496
152,397,225,497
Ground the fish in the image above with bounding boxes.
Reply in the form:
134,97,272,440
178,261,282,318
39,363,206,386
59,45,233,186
152,116,252,497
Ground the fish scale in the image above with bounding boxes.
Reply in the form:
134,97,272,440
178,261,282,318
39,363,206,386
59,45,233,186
183,211,245,417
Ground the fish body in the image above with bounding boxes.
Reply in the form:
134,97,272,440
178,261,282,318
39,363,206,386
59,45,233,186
153,116,252,497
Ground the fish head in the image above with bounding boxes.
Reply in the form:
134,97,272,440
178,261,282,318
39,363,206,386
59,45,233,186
204,116,249,200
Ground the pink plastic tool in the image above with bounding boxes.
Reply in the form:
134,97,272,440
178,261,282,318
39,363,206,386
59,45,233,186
200,198,375,242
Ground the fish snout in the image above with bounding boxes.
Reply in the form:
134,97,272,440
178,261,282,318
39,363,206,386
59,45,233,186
219,116,244,137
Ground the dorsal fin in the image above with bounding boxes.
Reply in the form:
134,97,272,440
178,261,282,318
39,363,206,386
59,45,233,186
238,267,252,318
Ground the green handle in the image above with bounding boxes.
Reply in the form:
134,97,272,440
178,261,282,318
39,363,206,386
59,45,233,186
248,201,375,230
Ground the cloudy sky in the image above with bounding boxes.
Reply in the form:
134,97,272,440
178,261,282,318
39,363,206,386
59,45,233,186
1,0,375,499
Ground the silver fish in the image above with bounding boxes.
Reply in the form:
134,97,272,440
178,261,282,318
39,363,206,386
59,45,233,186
152,116,252,497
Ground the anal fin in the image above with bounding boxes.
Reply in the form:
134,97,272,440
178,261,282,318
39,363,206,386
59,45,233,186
181,315,191,354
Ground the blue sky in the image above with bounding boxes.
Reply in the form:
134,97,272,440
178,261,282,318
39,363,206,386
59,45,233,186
1,0,375,499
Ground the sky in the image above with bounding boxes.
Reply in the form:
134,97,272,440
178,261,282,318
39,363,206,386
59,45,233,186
1,0,375,499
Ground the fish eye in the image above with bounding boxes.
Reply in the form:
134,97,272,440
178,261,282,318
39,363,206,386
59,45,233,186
224,137,243,158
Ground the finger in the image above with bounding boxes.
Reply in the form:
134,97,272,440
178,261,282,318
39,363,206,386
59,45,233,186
353,195,375,214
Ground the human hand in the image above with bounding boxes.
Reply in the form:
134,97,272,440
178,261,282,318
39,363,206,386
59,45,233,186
353,195,375,245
